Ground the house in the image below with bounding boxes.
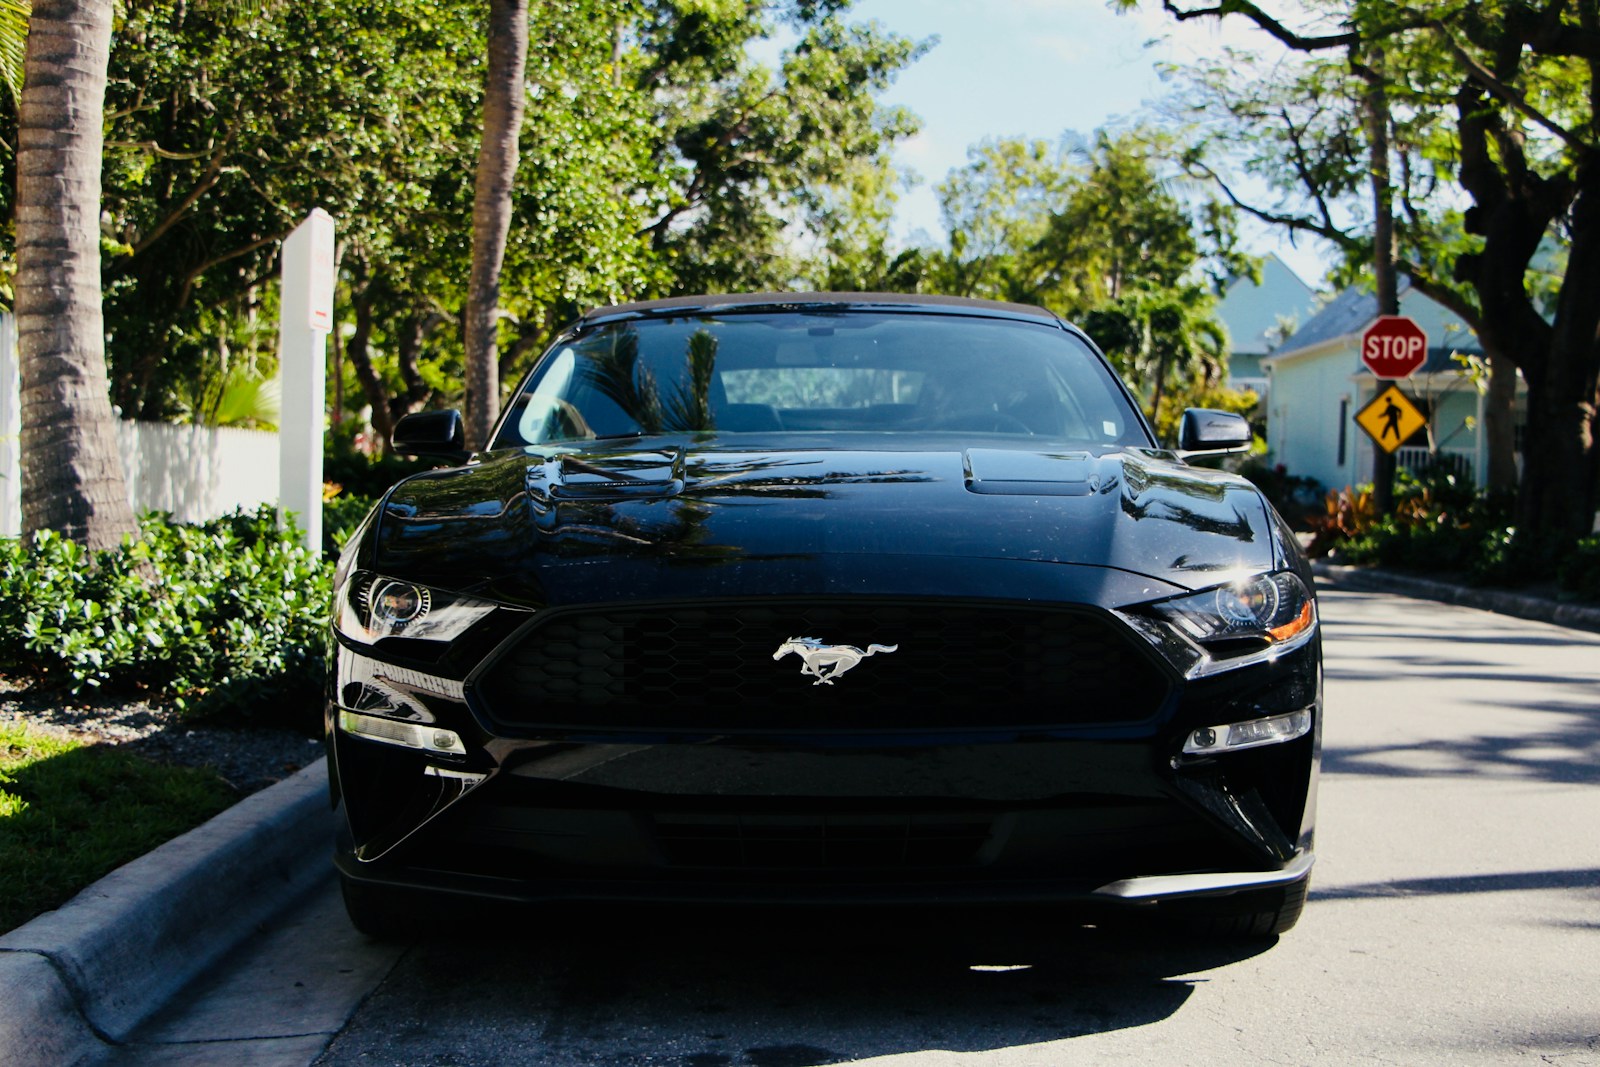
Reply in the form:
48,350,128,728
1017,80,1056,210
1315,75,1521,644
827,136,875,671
1216,252,1322,402
1261,278,1524,493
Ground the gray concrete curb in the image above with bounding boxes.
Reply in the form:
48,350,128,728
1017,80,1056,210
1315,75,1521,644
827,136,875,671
0,756,333,1067
1311,561,1600,634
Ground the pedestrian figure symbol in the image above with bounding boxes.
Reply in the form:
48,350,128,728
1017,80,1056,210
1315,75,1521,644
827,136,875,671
1355,385,1426,455
1381,397,1403,441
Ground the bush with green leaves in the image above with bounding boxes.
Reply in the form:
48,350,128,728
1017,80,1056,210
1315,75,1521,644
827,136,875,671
0,506,332,724
323,493,379,558
1335,468,1516,577
1558,536,1600,601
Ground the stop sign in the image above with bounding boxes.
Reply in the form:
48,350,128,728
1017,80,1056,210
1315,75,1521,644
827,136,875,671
1361,315,1428,379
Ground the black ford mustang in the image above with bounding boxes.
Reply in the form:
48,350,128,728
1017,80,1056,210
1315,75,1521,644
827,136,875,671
327,292,1321,939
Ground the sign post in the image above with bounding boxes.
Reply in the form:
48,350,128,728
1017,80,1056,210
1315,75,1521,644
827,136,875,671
278,209,336,553
1359,315,1426,509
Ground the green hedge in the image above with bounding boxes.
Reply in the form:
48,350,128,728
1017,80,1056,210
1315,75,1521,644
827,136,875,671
1559,536,1600,601
0,506,332,724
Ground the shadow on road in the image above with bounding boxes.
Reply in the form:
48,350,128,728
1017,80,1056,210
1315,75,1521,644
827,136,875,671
316,903,1277,1066
1321,712,1600,784
1311,867,1600,901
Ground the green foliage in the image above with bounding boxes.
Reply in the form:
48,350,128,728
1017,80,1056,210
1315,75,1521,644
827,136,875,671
1557,537,1600,602
323,493,379,558
915,129,1245,413
0,721,237,932
1128,0,1600,545
637,2,928,297
1235,458,1326,529
323,439,429,501
1332,467,1523,582
0,508,332,722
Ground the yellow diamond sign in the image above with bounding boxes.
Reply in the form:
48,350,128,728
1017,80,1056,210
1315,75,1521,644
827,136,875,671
1355,385,1427,454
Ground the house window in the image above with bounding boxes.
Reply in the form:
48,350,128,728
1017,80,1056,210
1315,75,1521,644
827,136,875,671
1337,398,1349,466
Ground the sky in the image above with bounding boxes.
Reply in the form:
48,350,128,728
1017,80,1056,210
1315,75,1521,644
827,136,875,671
839,0,1337,290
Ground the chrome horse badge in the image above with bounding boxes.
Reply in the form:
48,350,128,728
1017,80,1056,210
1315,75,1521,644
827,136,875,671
772,637,898,685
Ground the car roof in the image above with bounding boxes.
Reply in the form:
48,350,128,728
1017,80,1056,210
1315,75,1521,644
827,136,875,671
576,291,1064,328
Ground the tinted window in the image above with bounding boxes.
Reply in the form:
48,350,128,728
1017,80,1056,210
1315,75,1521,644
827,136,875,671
494,311,1148,449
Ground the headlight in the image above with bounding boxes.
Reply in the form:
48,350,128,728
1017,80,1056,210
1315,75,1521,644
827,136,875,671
1120,571,1317,678
335,570,497,644
1155,572,1315,647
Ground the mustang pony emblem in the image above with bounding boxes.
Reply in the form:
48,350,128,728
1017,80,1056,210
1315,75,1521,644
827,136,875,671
772,637,898,685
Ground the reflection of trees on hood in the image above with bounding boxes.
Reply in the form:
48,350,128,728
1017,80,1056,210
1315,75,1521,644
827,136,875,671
582,327,719,433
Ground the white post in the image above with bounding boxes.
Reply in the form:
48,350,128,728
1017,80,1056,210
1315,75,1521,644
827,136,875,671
0,313,18,538
277,209,336,552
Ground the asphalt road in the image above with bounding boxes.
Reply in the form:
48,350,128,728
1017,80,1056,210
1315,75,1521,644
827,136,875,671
100,587,1600,1066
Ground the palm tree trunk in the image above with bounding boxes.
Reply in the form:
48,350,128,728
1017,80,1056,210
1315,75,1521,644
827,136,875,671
463,0,529,450
15,0,137,549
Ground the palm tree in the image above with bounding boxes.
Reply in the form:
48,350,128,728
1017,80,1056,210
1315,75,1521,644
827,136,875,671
14,0,138,549
463,0,530,450
0,1,26,102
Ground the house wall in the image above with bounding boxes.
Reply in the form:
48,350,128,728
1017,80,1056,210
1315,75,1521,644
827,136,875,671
1267,346,1363,493
1272,350,1518,494
1217,254,1320,399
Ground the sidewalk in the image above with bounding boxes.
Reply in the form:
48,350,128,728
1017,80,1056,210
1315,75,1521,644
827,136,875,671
1310,560,1600,634
0,760,333,1067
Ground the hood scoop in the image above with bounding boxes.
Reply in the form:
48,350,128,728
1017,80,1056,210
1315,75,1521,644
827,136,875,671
528,449,685,505
965,448,1097,496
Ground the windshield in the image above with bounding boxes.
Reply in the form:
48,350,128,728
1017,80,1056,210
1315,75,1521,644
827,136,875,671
492,310,1150,450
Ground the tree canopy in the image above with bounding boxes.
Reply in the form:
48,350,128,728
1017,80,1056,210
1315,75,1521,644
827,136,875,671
1122,0,1600,546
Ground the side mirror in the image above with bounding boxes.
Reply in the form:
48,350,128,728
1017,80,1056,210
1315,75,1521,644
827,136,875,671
1177,408,1253,455
392,409,467,459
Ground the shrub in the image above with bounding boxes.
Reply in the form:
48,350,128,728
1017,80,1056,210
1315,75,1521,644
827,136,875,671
323,442,429,500
0,506,332,724
323,491,379,558
1557,536,1600,601
1235,459,1325,530
1303,485,1377,558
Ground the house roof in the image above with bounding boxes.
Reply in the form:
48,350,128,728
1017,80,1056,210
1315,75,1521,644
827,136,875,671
1214,252,1320,357
1268,276,1481,374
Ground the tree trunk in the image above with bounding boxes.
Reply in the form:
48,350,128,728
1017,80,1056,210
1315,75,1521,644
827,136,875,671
1517,170,1600,541
463,0,529,450
1484,351,1518,492
343,280,396,456
1360,46,1399,514
15,0,138,549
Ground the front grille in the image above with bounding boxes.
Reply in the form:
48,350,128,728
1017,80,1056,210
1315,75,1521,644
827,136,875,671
471,600,1169,731
648,811,996,869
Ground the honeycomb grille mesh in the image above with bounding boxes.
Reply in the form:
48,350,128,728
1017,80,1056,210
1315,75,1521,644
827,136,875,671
473,600,1168,731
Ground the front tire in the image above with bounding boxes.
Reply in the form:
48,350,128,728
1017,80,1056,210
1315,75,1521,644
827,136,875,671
339,874,414,942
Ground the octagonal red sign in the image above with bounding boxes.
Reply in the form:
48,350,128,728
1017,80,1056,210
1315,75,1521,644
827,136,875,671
1361,315,1428,380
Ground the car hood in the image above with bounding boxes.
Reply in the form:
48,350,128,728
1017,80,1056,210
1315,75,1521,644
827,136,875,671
369,439,1280,608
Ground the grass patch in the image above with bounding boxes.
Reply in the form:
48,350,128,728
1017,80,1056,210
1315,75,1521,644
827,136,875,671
0,721,236,933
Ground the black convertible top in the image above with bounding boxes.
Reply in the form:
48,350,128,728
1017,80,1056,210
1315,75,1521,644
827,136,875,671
577,290,1062,328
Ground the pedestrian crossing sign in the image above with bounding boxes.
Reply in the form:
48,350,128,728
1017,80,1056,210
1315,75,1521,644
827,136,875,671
1355,384,1426,454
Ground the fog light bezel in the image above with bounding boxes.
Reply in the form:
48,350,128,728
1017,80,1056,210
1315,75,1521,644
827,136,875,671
338,709,467,756
1182,709,1312,755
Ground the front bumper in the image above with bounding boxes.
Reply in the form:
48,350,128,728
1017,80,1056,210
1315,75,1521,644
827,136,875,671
326,597,1322,909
